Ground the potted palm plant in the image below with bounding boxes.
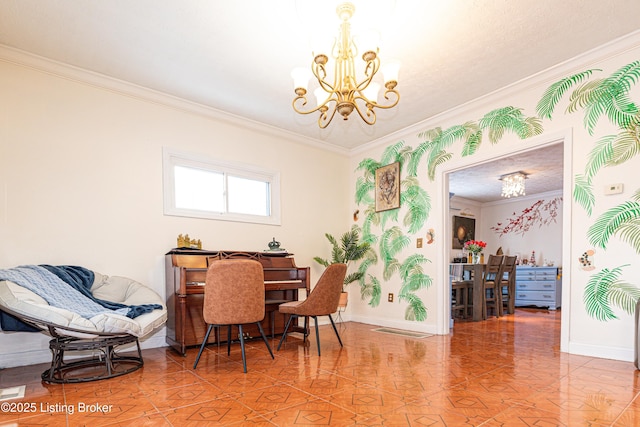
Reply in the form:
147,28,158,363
314,225,371,308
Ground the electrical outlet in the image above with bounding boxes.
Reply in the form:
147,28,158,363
388,293,394,302
416,238,423,248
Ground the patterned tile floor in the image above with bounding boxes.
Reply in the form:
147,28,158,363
1,308,639,426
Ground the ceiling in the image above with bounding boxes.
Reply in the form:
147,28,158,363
0,1,637,198
449,143,564,203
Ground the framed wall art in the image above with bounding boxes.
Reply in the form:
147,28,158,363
452,215,475,249
375,162,400,212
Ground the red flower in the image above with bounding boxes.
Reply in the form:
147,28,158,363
464,240,487,253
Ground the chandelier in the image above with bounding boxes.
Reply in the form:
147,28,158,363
291,2,400,128
500,172,527,198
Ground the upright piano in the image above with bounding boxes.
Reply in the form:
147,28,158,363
165,249,310,356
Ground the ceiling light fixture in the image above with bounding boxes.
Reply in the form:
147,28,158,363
291,2,400,128
500,172,527,198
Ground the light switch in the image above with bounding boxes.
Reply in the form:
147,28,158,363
416,238,423,248
604,183,623,195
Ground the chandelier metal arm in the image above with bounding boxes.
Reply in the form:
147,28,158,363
290,2,400,128
292,94,335,115
355,58,380,92
351,98,377,125
318,103,338,129
312,62,335,94
373,87,401,110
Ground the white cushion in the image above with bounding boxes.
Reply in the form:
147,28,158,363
0,272,166,338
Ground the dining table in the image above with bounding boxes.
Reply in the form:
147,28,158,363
450,263,486,321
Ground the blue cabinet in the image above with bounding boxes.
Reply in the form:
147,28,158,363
515,266,562,310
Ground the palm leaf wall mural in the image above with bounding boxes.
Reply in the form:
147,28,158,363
541,62,640,217
573,173,596,216
479,106,543,143
401,176,431,234
360,274,382,307
398,254,432,320
417,108,543,180
583,265,640,321
352,60,640,324
587,189,640,253
379,226,410,280
566,60,640,134
534,60,640,320
402,293,427,321
354,141,432,318
536,69,597,119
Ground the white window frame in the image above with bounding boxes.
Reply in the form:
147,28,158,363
163,147,281,225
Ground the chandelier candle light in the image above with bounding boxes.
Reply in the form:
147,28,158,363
464,240,486,264
500,171,527,198
291,2,400,128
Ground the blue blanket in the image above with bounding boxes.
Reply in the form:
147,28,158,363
0,265,162,332
41,265,162,318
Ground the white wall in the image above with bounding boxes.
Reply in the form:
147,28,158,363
481,191,563,266
2,33,640,367
0,55,351,367
346,33,640,362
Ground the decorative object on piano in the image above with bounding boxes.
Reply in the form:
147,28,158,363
529,250,536,266
464,240,486,264
375,162,400,212
266,237,285,252
177,234,202,249
314,225,373,302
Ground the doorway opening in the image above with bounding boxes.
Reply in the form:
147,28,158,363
440,134,570,351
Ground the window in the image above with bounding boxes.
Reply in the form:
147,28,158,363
163,148,281,225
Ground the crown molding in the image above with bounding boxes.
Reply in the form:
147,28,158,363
352,30,640,156
0,44,349,157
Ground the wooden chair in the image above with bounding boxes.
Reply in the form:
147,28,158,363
499,255,517,316
482,255,505,319
277,263,347,356
451,280,472,320
193,259,274,373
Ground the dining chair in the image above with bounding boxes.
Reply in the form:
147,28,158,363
499,255,518,316
193,259,274,373
277,263,347,356
451,280,469,320
482,255,505,319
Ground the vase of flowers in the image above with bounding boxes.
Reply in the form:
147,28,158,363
464,240,487,264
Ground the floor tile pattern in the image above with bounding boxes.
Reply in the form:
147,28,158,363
1,308,639,426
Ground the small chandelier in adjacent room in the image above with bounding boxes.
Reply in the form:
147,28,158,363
291,2,400,128
500,172,527,198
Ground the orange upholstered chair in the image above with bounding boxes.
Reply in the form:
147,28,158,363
193,259,273,373
277,263,347,356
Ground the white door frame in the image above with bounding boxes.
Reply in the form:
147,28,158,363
434,129,572,353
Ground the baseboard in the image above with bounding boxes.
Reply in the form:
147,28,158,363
348,314,439,335
0,330,168,369
0,348,52,369
568,341,634,362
